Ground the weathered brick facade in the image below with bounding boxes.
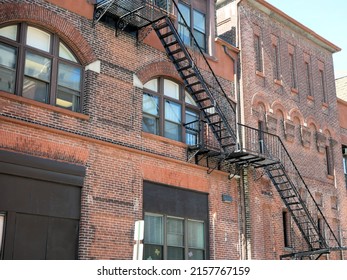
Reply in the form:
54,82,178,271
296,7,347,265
0,0,345,260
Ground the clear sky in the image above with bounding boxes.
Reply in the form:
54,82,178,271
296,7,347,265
266,0,347,79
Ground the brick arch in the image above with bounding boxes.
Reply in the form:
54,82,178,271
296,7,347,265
0,3,96,65
288,108,304,125
321,125,337,140
306,116,318,131
251,92,270,112
270,100,287,120
136,61,182,85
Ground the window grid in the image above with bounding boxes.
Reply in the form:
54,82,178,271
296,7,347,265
144,213,205,260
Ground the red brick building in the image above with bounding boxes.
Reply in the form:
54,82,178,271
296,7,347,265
0,0,345,260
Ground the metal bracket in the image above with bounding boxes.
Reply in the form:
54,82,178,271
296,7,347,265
115,5,145,36
93,0,115,25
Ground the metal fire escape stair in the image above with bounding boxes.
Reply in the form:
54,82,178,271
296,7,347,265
153,16,237,152
92,0,345,259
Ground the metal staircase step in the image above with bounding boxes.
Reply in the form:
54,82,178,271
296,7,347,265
195,97,210,103
177,65,192,72
174,56,188,63
155,22,169,30
186,81,201,87
282,195,296,199
201,105,215,110
168,48,183,55
182,73,196,79
159,31,174,39
165,40,179,47
191,89,206,95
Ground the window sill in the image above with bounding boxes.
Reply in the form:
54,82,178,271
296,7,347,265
0,91,89,120
327,174,334,180
291,88,299,94
322,102,329,109
256,70,265,78
142,131,188,148
307,95,314,102
274,79,283,86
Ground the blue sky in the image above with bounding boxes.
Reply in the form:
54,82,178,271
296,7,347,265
266,0,347,79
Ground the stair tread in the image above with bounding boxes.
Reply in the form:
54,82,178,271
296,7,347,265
160,31,174,38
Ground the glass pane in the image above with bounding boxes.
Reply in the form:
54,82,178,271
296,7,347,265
24,52,51,82
0,214,4,253
178,2,190,26
144,244,163,260
0,25,17,41
22,77,49,103
167,247,184,260
167,218,184,247
59,42,77,62
193,30,206,52
57,86,80,112
165,121,181,141
165,100,181,123
144,214,163,245
193,10,205,33
188,220,204,249
178,24,191,46
0,43,16,69
144,79,158,92
58,63,81,91
0,44,16,93
142,114,159,135
164,79,179,99
143,93,159,115
185,110,199,145
185,91,197,105
188,249,204,260
26,26,51,52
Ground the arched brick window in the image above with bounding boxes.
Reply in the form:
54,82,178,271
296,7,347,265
142,77,200,144
0,23,83,112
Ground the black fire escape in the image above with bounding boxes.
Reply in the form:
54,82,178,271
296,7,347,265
93,0,346,259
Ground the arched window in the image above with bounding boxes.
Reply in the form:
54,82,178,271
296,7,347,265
0,23,83,112
142,77,200,145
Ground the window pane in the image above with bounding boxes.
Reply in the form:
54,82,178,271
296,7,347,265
144,214,163,245
185,91,197,105
143,114,159,135
178,24,191,46
178,2,190,26
193,30,206,52
58,63,81,91
59,42,77,62
188,249,204,260
165,100,181,123
57,86,80,112
167,247,184,260
22,77,49,103
193,10,205,33
143,93,159,115
178,2,191,46
26,26,51,52
144,79,158,92
144,244,163,260
185,110,199,145
165,121,181,141
24,52,51,82
167,218,184,247
188,220,204,249
0,25,17,41
164,79,179,99
0,43,16,93
0,214,4,254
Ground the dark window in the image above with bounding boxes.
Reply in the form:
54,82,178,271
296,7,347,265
144,213,205,260
142,77,200,145
178,1,206,52
258,120,265,154
273,43,280,80
305,61,312,97
282,211,291,248
0,23,83,112
343,148,347,186
326,145,333,176
319,69,327,103
254,34,263,72
289,53,297,89
152,0,172,12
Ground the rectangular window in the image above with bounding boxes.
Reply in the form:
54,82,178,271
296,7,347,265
0,43,17,93
305,61,312,97
164,100,182,141
289,53,297,89
273,44,280,80
326,145,333,176
343,151,347,187
282,211,291,248
193,10,206,52
0,214,5,258
320,69,327,103
144,213,205,260
258,120,265,154
152,0,172,12
254,34,263,72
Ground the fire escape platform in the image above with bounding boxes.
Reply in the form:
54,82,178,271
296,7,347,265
224,151,280,167
94,0,169,28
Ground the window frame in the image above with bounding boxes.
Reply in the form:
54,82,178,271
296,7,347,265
0,22,84,113
143,212,206,260
0,213,5,259
254,33,263,73
142,77,201,145
177,1,207,53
